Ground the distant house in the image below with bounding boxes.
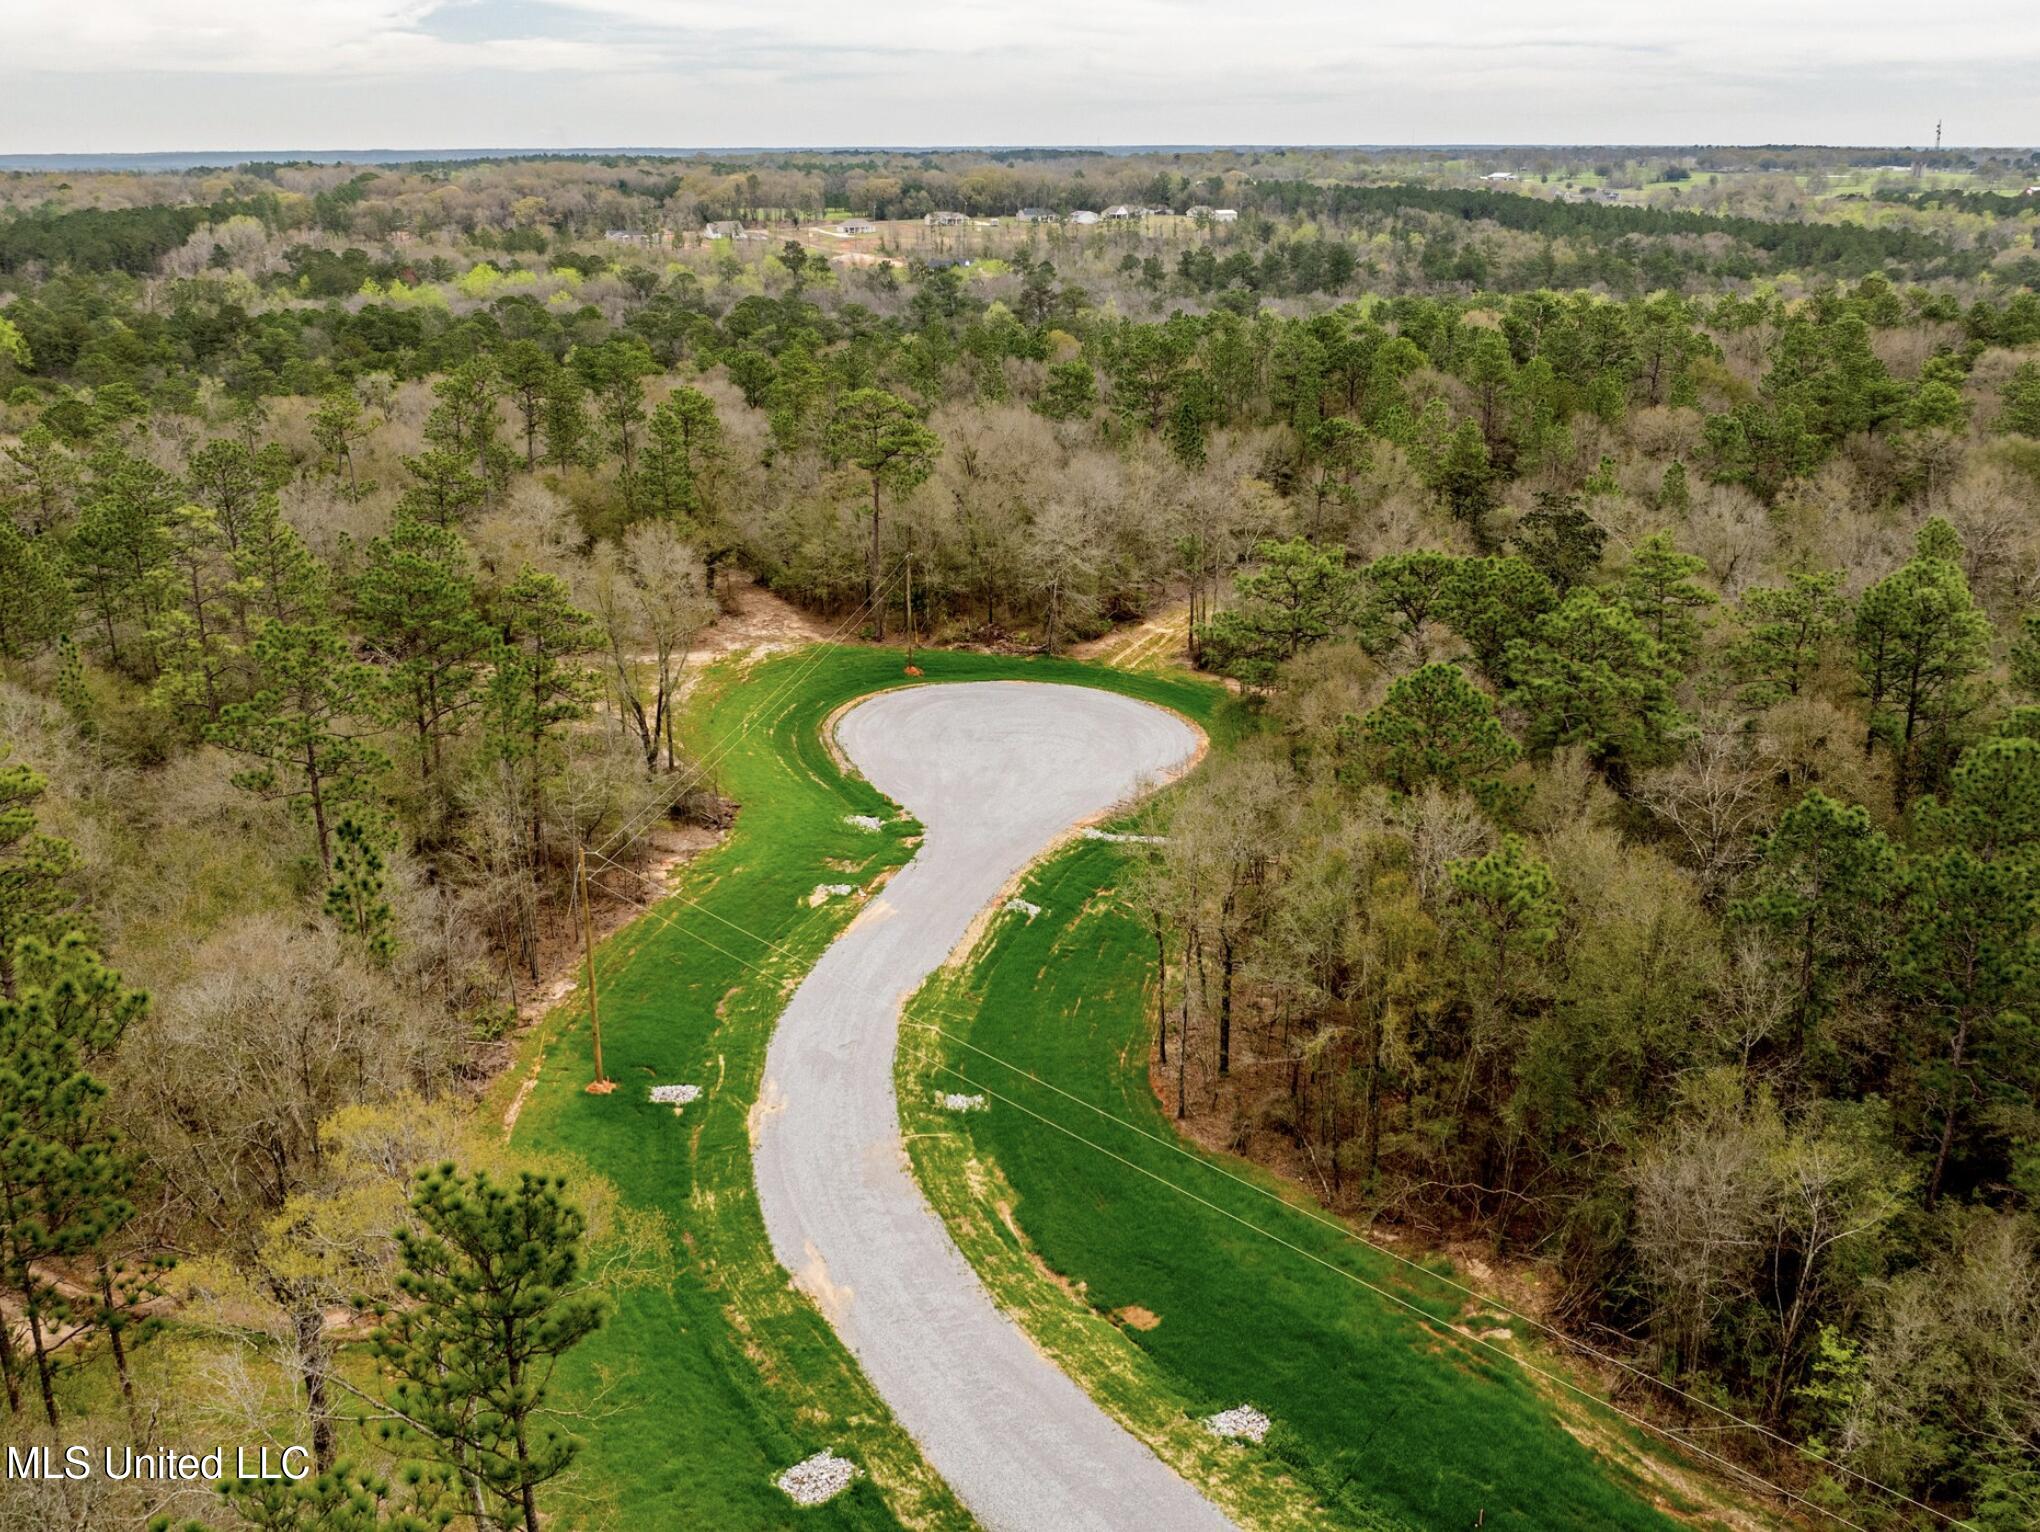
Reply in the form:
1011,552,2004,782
925,210,969,226
1014,207,1059,223
837,219,877,235
924,256,975,269
1481,171,1518,182
2026,185,2040,197
1103,204,1139,219
1068,210,1102,225
1210,208,1238,223
703,220,744,239
1186,204,1214,219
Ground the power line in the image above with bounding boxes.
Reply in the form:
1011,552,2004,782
564,858,1965,1530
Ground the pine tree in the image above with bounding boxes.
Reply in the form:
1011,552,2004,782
1657,458,1691,514
1197,538,1357,686
311,389,375,499
581,339,658,505
540,365,590,469
232,494,327,628
0,936,146,1426
396,448,488,530
66,449,176,673
826,389,941,640
424,358,513,493
1035,360,1097,422
353,518,487,783
1360,550,1461,660
1730,569,1848,704
54,637,95,739
498,341,557,471
1,424,82,536
764,340,826,454
1436,555,1556,686
1897,737,2040,1207
147,501,238,726
200,1458,460,1531
364,1166,605,1532
324,818,394,966
1447,835,1559,1013
209,622,389,871
486,569,598,880
1731,789,1897,1059
1428,419,1498,542
0,759,86,1000
1619,531,1717,667
1854,531,1992,809
1505,588,1684,774
1999,360,2040,438
1511,490,1606,592
0,518,70,659
1361,662,1519,795
640,386,725,521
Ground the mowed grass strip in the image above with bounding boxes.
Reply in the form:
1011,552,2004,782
902,836,1728,1532
501,646,1238,1529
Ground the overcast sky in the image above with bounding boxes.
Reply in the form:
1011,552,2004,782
5,0,2036,154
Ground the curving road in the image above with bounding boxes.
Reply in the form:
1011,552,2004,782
752,682,1233,1532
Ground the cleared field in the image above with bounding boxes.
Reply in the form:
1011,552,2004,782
901,838,1743,1532
502,645,1240,1528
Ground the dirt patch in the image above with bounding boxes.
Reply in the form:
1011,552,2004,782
687,571,836,663
1069,597,1192,670
1114,1305,1162,1331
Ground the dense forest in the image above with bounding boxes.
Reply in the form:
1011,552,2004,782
2,146,2039,1528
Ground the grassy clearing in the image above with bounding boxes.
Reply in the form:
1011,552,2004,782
502,644,1239,1529
901,839,1737,1532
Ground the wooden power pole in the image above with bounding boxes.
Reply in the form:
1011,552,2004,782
578,846,614,1094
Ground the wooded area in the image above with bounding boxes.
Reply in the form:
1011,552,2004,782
2,145,2038,1527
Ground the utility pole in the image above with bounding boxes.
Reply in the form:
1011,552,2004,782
904,550,919,672
578,846,613,1094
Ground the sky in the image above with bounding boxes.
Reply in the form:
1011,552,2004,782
3,0,2037,154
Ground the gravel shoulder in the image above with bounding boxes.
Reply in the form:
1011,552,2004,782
752,681,1234,1532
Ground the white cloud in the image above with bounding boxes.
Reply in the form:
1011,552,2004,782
4,0,2037,148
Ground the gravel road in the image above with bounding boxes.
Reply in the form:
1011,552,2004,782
752,681,1235,1532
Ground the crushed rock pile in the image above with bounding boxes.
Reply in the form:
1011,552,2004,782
808,883,857,906
940,1092,987,1112
1083,828,1166,845
845,815,884,832
776,1450,860,1505
1202,1405,1270,1443
1004,898,1041,918
649,1084,701,1107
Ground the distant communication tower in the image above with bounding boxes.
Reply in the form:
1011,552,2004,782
1936,119,1943,152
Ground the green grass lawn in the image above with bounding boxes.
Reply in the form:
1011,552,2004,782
901,839,1736,1532
504,645,1242,1529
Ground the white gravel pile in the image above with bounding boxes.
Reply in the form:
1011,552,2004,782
808,883,857,906
1004,898,1042,918
776,1450,860,1506
1202,1405,1270,1443
648,1083,701,1107
1083,828,1166,845
845,815,884,832
940,1092,987,1112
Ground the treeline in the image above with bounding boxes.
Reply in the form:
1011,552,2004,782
4,167,2040,1524
1141,513,2040,1524
0,195,284,276
1250,181,2002,282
